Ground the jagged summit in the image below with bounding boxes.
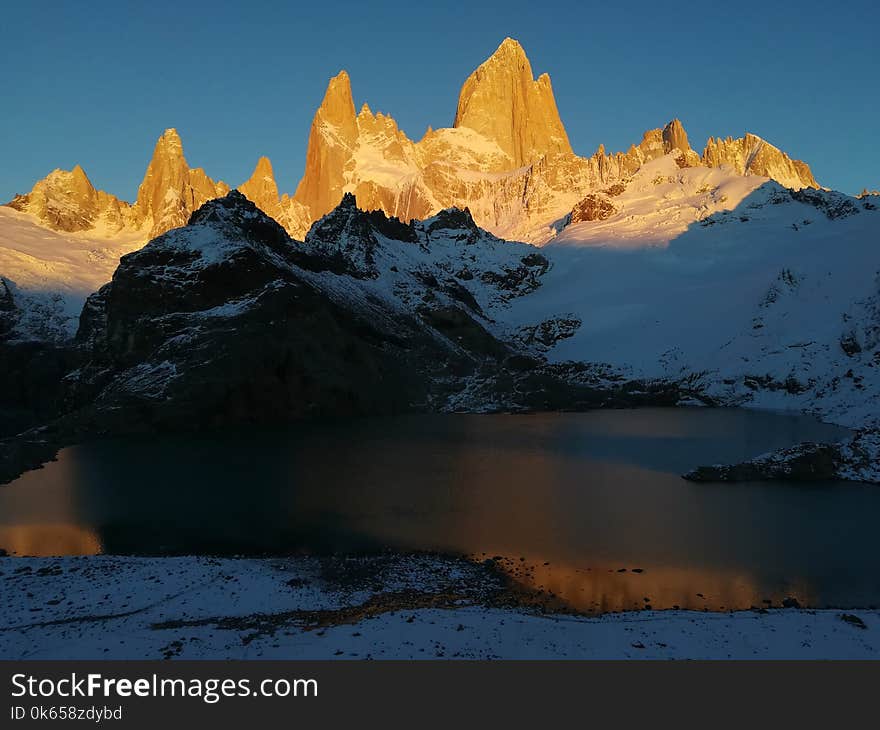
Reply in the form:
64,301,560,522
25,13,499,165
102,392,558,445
187,188,254,225
286,42,819,243
239,156,281,219
293,71,360,222
289,37,578,232
317,71,357,130
496,36,528,57
453,36,572,166
662,119,696,160
183,189,291,250
306,192,418,277
337,191,358,209
155,127,183,151
132,127,229,237
702,133,817,189
6,164,129,233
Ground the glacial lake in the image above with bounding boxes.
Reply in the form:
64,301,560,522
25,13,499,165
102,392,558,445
2,408,878,612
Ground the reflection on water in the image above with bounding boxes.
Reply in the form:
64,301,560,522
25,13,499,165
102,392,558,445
0,524,101,556
0,408,877,611
482,556,815,613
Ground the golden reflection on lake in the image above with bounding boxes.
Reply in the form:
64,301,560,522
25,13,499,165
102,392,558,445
476,554,816,612
0,524,102,556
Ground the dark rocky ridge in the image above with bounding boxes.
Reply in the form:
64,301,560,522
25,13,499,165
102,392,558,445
66,191,506,430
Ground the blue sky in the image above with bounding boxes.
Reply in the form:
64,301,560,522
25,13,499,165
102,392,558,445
1,0,877,201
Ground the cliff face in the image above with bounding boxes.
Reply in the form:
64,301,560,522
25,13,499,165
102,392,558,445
293,71,359,221
453,37,573,167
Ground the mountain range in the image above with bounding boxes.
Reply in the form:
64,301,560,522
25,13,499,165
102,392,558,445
6,38,818,244
1,38,878,486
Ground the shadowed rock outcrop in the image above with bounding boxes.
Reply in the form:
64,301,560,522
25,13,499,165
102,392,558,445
67,191,498,432
683,430,880,484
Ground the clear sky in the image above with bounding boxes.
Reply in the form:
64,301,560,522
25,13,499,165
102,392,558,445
1,0,877,202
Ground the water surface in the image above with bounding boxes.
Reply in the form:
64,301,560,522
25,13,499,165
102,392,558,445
1,408,877,611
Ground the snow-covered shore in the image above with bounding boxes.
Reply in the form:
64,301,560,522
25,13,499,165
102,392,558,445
1,555,876,660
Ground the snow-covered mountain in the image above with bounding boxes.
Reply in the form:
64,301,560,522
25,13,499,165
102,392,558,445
0,37,830,346
1,36,877,485
499,155,880,429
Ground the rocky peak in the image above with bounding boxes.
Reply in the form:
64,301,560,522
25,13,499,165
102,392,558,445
662,119,702,167
155,127,185,159
336,191,358,210
701,133,817,189
186,190,290,247
69,164,93,191
133,128,189,222
662,119,691,156
310,193,416,241
238,156,280,218
4,41,825,246
132,128,228,237
293,71,360,221
305,193,380,278
453,37,573,167
305,193,418,278
425,207,482,243
187,188,249,225
5,164,127,233
317,71,358,135
35,165,98,204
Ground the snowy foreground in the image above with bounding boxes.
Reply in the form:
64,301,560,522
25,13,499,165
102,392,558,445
1,555,876,660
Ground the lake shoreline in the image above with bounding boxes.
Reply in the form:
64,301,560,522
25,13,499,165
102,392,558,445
2,553,877,660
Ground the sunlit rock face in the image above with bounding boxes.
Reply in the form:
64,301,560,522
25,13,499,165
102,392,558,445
130,128,230,237
702,133,817,190
569,193,617,223
453,37,573,168
7,129,230,239
293,70,360,222
7,165,130,233
239,155,281,219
